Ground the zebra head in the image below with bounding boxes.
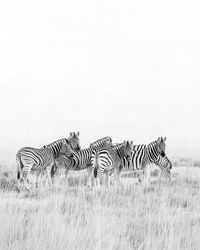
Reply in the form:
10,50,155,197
147,137,171,172
60,141,75,158
157,136,167,157
122,140,133,161
155,155,172,178
67,132,81,150
146,136,167,162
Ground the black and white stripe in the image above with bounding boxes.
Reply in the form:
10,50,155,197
16,132,80,191
154,155,172,179
53,137,112,187
89,137,112,150
91,140,133,187
114,137,172,183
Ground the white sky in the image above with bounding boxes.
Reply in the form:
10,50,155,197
0,0,200,165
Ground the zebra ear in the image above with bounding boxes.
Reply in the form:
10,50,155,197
70,132,73,137
157,137,161,143
76,131,80,137
163,137,167,142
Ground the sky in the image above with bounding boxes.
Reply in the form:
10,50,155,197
0,0,200,165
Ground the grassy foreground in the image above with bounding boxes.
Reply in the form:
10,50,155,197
0,167,200,250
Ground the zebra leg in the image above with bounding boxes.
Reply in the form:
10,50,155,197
23,168,31,191
94,176,97,188
50,163,58,185
157,168,162,181
45,165,53,187
17,178,21,193
87,167,93,188
17,170,24,192
16,153,23,192
137,170,144,183
36,171,44,188
94,172,101,188
112,165,122,186
24,179,30,191
94,175,97,188
96,176,101,188
35,173,40,188
18,162,33,191
16,153,32,192
143,166,150,185
64,168,69,185
93,165,100,188
50,163,57,178
105,171,110,187
17,176,24,193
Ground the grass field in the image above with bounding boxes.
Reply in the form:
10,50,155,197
0,163,200,250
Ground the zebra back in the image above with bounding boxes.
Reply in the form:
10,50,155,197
59,144,93,170
43,138,67,159
119,137,169,171
90,137,112,150
43,132,80,159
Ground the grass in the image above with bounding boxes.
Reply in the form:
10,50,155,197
0,165,200,250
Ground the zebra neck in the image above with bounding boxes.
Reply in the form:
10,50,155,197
146,141,160,163
90,137,111,149
50,145,62,158
115,145,125,158
47,139,66,158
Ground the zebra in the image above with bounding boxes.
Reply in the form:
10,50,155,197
51,137,112,187
112,137,172,185
16,132,80,191
89,137,112,150
154,155,172,180
91,140,133,187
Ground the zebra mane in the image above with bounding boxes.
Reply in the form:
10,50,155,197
42,138,68,158
131,140,158,151
43,138,67,148
43,133,78,149
90,137,112,149
112,141,132,152
146,140,158,149
112,142,125,149
112,140,159,152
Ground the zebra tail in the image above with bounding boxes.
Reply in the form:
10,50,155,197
94,167,98,178
50,163,57,178
93,152,99,178
16,152,23,180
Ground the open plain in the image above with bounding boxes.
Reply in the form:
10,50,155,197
0,161,200,250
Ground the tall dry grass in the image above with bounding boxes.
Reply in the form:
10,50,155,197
0,167,200,250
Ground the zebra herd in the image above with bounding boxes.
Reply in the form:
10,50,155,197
16,132,172,191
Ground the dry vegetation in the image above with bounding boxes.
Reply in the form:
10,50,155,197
0,160,200,250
